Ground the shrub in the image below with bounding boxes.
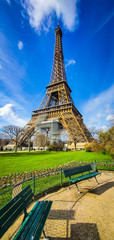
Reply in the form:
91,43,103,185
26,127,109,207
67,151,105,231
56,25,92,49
85,146,91,152
0,146,3,151
85,142,102,152
47,142,64,151
99,149,107,155
48,144,56,151
110,152,114,159
66,148,71,151
110,148,114,153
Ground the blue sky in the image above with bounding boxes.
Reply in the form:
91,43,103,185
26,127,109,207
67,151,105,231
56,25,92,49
0,0,114,132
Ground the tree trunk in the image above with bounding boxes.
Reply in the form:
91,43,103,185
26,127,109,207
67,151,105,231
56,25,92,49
28,138,31,152
15,140,17,152
74,138,77,151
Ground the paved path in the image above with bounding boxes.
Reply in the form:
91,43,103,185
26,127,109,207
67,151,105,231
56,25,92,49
2,172,114,240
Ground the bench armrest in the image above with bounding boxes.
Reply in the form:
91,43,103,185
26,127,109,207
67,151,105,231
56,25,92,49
91,162,97,172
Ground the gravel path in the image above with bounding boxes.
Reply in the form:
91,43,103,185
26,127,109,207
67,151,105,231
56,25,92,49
2,171,114,240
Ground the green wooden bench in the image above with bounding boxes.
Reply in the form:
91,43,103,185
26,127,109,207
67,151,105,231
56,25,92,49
63,162,100,194
0,185,52,240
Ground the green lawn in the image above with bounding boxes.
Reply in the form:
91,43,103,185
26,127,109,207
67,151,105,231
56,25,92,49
0,151,113,177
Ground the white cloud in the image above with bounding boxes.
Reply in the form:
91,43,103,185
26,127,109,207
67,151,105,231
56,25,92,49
97,113,101,118
65,59,76,68
0,104,28,127
21,0,79,32
81,85,114,130
83,85,114,113
106,114,114,124
106,114,114,121
99,126,108,131
18,41,23,50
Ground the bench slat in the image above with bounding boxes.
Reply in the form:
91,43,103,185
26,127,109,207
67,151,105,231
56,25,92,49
22,187,32,199
70,171,100,183
25,201,49,240
0,188,33,228
0,185,30,217
0,201,25,237
0,182,52,240
0,185,33,238
34,201,52,240
13,200,52,240
24,192,34,206
0,195,24,227
63,164,92,177
13,201,43,240
63,162,100,194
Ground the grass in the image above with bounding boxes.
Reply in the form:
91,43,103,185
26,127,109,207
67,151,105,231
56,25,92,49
0,151,113,177
0,151,113,209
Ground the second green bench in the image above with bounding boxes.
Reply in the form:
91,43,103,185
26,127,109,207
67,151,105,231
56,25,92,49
63,162,100,194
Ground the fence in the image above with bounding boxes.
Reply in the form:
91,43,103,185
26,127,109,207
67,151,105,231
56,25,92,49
0,168,65,209
0,161,114,209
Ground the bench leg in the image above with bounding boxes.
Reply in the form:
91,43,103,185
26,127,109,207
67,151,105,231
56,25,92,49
69,181,70,189
95,176,99,184
23,208,28,222
43,229,49,240
75,183,81,194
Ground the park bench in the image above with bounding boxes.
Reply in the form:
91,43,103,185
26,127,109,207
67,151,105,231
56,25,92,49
63,162,100,194
0,185,52,240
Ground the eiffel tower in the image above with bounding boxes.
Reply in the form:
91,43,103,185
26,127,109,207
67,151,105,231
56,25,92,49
18,23,93,149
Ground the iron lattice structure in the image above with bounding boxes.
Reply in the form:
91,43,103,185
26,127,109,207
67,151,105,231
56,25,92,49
18,24,93,146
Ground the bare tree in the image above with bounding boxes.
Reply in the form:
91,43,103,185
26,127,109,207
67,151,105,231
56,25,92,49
34,133,47,148
0,132,10,151
3,125,22,152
